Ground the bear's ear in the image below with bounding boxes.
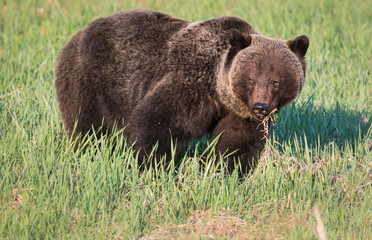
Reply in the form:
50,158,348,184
288,35,309,58
229,29,252,50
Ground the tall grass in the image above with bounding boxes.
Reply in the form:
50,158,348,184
1,0,371,239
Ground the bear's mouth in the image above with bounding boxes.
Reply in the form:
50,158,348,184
250,114,264,123
252,107,278,122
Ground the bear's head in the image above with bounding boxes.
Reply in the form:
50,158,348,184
217,29,309,122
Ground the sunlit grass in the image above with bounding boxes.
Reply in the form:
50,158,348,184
1,0,371,239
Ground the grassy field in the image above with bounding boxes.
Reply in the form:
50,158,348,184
1,0,371,239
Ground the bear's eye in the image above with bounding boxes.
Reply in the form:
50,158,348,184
273,81,280,88
248,78,255,85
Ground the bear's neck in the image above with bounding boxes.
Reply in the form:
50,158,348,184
215,59,256,121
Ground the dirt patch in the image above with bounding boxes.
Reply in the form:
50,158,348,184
141,208,296,239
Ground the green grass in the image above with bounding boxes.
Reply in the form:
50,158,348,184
1,0,371,239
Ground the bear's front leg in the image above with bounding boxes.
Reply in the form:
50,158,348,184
211,114,266,174
127,91,182,166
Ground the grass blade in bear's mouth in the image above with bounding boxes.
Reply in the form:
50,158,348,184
256,108,278,140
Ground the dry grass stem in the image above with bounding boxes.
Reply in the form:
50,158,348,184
0,88,22,99
257,108,278,140
314,204,328,240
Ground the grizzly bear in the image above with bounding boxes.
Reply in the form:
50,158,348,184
55,9,309,173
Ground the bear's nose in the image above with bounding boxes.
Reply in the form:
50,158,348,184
252,103,270,119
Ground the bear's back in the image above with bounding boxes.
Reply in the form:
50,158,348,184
55,9,188,134
80,9,189,101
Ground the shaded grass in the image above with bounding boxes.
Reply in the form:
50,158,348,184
1,0,371,239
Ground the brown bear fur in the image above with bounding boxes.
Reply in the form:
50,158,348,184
55,9,309,173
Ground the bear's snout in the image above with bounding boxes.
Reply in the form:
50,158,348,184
252,102,270,119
